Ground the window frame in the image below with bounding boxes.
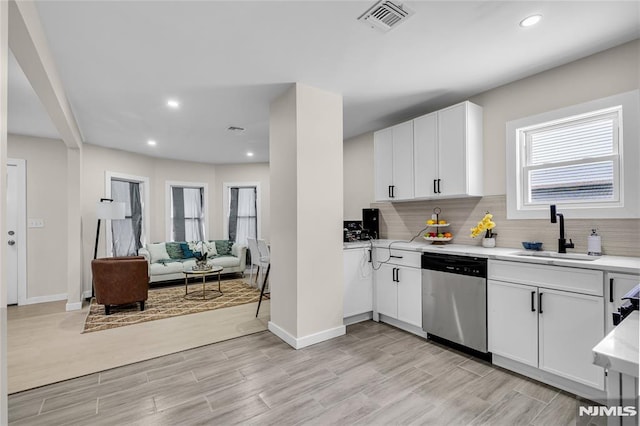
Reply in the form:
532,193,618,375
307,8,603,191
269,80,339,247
105,171,150,256
506,90,640,219
165,181,209,242
222,181,262,241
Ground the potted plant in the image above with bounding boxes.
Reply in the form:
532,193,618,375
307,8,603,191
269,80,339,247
470,212,497,248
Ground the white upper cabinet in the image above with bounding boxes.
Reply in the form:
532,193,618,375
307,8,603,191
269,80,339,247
414,101,483,199
374,121,414,201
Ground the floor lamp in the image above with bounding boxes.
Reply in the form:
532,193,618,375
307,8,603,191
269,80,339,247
94,198,126,260
92,199,125,298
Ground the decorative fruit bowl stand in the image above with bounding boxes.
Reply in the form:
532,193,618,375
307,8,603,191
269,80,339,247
423,207,453,245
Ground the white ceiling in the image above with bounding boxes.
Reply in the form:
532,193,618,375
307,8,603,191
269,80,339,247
7,1,640,164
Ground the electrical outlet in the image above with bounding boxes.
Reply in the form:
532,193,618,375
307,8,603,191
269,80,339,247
28,218,44,228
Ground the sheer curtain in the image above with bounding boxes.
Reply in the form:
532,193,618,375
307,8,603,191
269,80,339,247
171,187,204,241
228,187,257,247
111,180,143,256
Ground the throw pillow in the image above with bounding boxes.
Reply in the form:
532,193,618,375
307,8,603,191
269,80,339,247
147,243,171,263
214,240,233,256
165,242,184,259
202,241,218,258
180,242,196,258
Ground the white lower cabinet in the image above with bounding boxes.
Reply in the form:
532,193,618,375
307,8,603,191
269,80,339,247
343,247,373,318
537,288,604,390
396,267,422,327
374,250,422,328
488,280,538,367
488,260,605,392
375,263,398,318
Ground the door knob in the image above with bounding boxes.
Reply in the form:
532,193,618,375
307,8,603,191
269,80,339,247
7,240,15,246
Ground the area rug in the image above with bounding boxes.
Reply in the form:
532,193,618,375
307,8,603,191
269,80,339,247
83,278,261,333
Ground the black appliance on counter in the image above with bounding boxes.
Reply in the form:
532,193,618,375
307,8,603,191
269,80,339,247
343,221,364,242
612,284,640,326
362,208,379,240
343,209,379,242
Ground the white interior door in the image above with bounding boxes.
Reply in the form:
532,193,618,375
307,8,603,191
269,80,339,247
6,163,19,305
6,159,26,305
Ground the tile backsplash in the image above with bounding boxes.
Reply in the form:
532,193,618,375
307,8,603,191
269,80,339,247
373,195,640,257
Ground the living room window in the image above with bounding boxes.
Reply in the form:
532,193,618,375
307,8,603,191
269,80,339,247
166,182,208,242
506,90,640,219
226,184,258,247
108,177,147,256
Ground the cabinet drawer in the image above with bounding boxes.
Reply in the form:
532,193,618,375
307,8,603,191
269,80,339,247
374,248,421,268
488,260,603,296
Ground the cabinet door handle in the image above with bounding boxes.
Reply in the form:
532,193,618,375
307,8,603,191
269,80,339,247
437,179,441,194
609,278,614,303
391,267,396,282
539,292,543,314
433,179,437,194
390,255,403,259
368,249,372,263
395,268,400,283
388,186,392,198
391,185,395,198
531,291,536,312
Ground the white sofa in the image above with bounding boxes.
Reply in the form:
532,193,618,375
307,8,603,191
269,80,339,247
139,241,247,284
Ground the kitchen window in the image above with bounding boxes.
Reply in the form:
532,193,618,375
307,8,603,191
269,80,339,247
506,90,640,219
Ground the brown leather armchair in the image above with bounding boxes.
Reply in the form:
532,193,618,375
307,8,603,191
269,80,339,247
91,256,149,315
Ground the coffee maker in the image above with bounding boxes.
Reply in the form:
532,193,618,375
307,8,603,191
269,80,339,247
362,208,379,240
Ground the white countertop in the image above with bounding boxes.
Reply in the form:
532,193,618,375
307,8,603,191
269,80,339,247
369,240,640,274
343,241,372,249
593,312,639,378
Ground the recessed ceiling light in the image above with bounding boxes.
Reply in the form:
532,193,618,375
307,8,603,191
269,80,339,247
246,152,254,157
167,99,180,109
520,14,542,27
147,140,157,146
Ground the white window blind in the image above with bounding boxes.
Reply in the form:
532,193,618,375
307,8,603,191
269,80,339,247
522,109,620,205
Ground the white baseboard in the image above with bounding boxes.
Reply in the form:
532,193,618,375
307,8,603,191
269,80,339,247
82,290,92,299
343,311,373,326
24,293,67,306
65,302,83,311
268,321,346,350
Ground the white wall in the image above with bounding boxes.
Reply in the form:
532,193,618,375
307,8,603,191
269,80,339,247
5,139,269,298
343,40,639,229
343,132,374,220
471,39,639,196
7,134,68,299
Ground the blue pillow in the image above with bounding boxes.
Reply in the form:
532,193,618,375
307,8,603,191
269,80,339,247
180,242,196,258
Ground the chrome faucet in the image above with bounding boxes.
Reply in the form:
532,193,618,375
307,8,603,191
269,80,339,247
550,205,574,253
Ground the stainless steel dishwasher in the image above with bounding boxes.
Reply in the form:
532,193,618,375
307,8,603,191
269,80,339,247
421,252,488,353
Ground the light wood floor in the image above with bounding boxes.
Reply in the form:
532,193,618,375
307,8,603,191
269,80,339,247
8,320,602,425
7,290,270,393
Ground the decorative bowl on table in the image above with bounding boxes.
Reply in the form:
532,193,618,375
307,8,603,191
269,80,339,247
521,241,543,250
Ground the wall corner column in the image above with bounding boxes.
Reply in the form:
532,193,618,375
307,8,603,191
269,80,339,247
268,83,345,349
66,146,83,311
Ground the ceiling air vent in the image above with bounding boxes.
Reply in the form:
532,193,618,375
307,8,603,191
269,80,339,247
358,1,414,33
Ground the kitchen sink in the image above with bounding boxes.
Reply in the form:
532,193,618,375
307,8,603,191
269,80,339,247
511,251,600,261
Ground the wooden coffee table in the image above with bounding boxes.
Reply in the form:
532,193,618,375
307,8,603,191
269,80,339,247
183,265,223,300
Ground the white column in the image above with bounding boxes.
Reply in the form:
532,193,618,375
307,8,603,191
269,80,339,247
66,147,83,310
268,83,345,349
0,0,9,421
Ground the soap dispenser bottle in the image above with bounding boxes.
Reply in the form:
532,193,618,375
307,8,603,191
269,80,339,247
587,229,602,256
